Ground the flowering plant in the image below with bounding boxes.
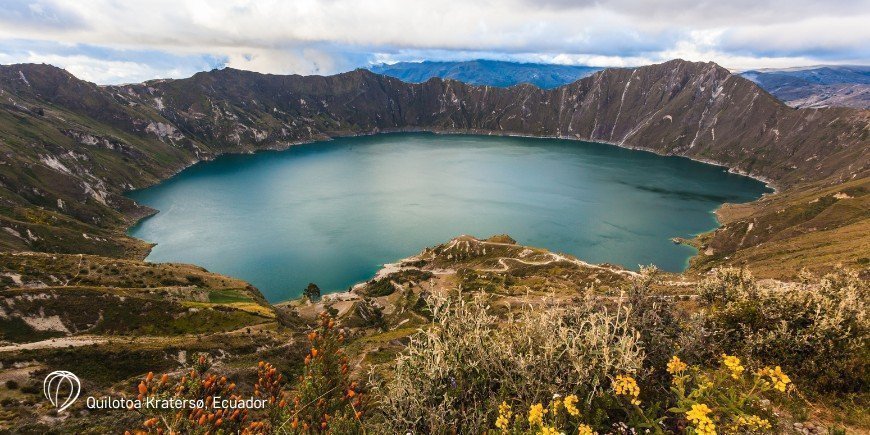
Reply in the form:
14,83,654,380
668,354,791,434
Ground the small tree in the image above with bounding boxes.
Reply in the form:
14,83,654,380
304,283,321,302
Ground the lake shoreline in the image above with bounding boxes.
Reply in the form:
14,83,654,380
124,127,777,246
125,132,770,302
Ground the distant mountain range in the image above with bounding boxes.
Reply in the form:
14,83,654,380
740,65,870,109
368,60,870,109
369,60,601,89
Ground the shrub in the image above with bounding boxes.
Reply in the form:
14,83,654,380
303,283,321,302
488,354,792,434
697,267,756,306
364,278,396,297
667,354,791,434
128,312,367,434
130,354,250,434
624,266,684,397
692,267,868,394
370,291,644,433
281,312,366,433
354,297,387,330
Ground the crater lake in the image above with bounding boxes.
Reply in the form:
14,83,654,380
127,133,771,302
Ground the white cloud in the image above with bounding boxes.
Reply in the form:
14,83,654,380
0,0,867,82
0,52,165,84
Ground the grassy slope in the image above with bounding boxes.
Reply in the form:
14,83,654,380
690,176,869,278
0,252,279,343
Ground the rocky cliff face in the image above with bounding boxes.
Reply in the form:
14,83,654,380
112,60,868,186
0,59,867,257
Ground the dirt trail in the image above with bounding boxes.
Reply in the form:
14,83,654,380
0,336,106,352
476,248,639,277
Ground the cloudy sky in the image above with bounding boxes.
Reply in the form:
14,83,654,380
1,0,868,84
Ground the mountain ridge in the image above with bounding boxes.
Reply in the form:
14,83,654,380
368,59,870,109
740,65,870,109
369,59,602,88
0,59,867,262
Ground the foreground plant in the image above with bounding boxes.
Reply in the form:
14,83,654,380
371,291,644,433
668,354,791,434
275,312,366,434
128,312,366,434
127,354,251,434
695,267,867,394
491,394,599,434
486,353,792,434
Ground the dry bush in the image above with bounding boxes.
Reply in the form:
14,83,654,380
690,267,868,394
624,266,684,395
370,291,644,433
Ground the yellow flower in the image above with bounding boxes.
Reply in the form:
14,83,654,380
667,355,687,375
495,415,510,432
577,423,597,435
528,403,547,427
736,414,771,430
563,394,580,416
721,354,745,379
539,426,560,435
686,403,712,422
757,366,791,392
612,374,641,405
495,401,513,431
551,395,561,416
686,403,716,435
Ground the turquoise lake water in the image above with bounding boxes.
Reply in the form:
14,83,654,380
127,133,771,302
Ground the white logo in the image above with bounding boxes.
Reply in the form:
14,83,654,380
43,371,81,412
